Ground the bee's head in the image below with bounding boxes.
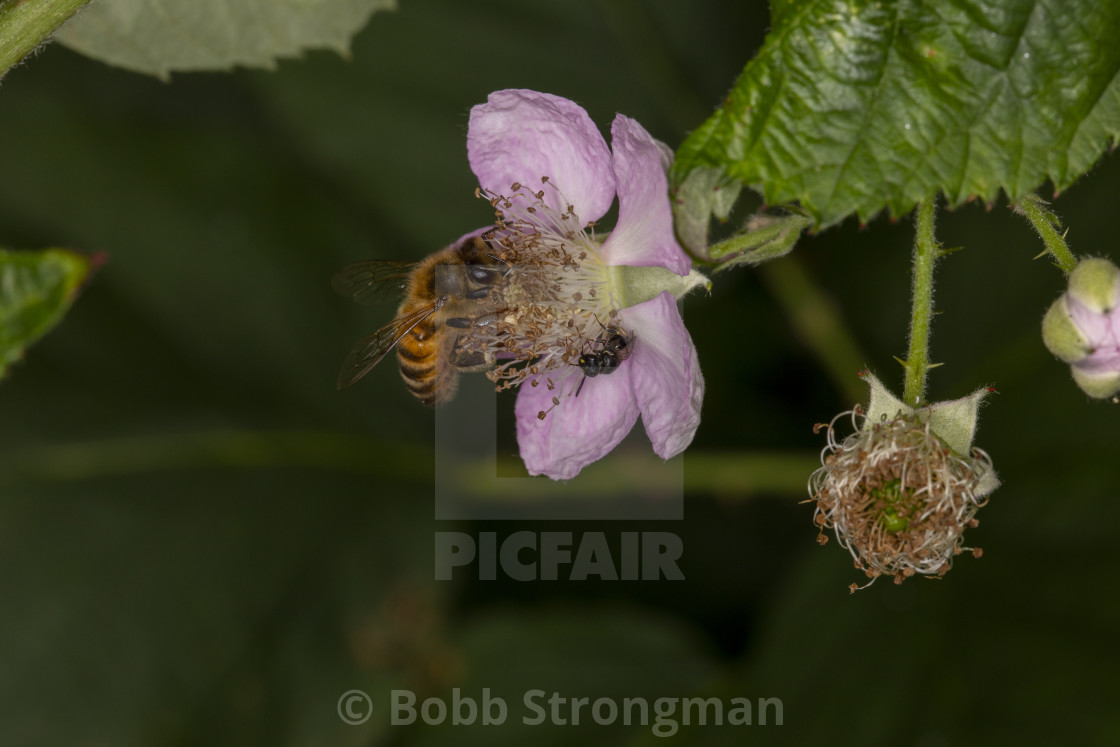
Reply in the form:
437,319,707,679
458,235,505,264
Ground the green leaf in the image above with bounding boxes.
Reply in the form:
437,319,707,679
0,0,92,82
53,0,396,78
0,247,95,379
672,0,1120,238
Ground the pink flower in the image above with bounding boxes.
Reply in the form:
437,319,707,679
466,90,706,480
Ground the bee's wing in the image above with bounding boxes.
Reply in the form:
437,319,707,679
337,302,440,389
332,260,417,305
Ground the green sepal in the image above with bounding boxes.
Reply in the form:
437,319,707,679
610,265,709,309
1071,366,1120,400
1042,296,1091,363
708,208,811,273
864,372,910,426
1067,257,1120,313
671,166,742,257
861,372,999,497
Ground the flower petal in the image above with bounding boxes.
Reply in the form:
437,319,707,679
468,90,615,223
600,114,692,276
1066,294,1112,347
515,370,639,480
623,292,703,459
1076,345,1120,376
1066,293,1120,375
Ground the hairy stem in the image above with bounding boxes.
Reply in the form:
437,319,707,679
0,0,91,81
903,199,938,407
1015,193,1077,273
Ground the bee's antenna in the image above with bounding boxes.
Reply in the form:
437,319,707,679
486,253,515,278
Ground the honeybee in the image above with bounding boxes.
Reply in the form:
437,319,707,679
574,325,632,397
333,235,510,406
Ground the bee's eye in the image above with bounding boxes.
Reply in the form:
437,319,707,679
469,267,502,285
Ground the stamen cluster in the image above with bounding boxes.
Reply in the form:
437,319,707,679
808,406,993,592
458,178,628,400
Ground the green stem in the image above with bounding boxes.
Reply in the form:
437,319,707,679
485,451,819,499
903,199,938,407
0,429,433,483
0,0,91,81
1015,193,1078,273
0,428,818,497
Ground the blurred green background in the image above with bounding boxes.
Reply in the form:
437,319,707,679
1,1,1117,745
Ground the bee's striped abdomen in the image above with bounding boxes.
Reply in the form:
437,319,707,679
396,316,457,406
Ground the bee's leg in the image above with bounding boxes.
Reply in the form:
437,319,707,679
451,355,492,372
449,335,494,373
447,314,503,371
446,312,501,329
575,375,588,398
469,312,501,329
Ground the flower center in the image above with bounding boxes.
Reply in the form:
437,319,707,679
809,407,992,589
461,178,628,396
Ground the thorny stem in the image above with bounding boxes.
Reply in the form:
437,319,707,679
903,199,938,407
1015,193,1078,273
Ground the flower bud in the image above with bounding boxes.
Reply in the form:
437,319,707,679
1042,257,1120,399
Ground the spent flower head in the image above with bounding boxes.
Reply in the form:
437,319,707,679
808,373,999,591
1042,256,1120,399
459,90,707,480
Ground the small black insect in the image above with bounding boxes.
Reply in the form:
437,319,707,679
574,325,632,397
